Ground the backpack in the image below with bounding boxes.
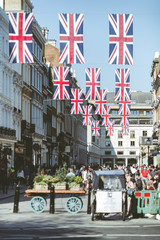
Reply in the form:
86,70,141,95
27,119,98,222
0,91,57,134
136,178,143,191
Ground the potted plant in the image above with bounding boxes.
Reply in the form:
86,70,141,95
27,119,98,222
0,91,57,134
53,163,68,190
69,176,83,190
33,175,48,190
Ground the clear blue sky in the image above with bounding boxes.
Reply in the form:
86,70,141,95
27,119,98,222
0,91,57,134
32,0,160,93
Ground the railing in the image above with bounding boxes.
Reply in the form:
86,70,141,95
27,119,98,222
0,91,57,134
0,126,16,137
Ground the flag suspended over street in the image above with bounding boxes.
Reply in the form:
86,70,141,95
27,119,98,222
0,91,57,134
70,88,84,114
82,105,92,126
118,100,131,116
115,68,131,102
9,12,33,63
108,14,133,65
59,13,85,64
92,121,100,136
101,106,111,126
95,89,107,115
106,119,114,136
53,67,70,100
85,68,101,100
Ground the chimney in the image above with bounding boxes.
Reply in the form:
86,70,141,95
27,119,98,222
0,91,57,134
154,51,159,59
42,27,49,40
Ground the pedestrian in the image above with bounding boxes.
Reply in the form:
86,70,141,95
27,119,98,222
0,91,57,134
66,168,75,178
24,165,30,186
17,167,25,185
82,168,88,188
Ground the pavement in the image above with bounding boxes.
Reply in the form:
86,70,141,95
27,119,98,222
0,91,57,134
0,184,27,201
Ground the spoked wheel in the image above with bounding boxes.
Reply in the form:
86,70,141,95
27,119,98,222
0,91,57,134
65,197,82,214
91,200,96,221
30,196,47,213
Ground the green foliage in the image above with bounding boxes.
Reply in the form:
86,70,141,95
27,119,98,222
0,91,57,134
73,176,83,184
55,163,68,182
43,175,54,184
34,175,44,183
52,177,60,183
66,176,75,183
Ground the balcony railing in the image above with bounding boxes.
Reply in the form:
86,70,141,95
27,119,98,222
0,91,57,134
0,126,16,138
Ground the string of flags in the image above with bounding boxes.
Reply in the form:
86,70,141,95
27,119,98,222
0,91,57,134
8,12,133,137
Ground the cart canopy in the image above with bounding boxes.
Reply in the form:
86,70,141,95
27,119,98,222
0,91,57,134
92,170,126,190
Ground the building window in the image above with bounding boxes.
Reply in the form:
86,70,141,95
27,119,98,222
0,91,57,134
118,130,123,138
130,110,139,115
92,136,95,142
143,131,147,136
105,151,111,155
130,151,136,155
118,141,123,146
112,110,118,115
130,130,135,138
117,151,123,155
106,131,110,138
130,141,135,146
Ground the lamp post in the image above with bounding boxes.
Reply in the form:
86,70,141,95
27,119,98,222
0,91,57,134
146,138,150,166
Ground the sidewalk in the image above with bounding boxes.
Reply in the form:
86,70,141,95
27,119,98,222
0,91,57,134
0,185,27,201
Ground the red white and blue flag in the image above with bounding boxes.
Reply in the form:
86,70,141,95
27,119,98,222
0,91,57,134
118,100,131,116
92,121,100,136
85,68,101,100
82,105,92,126
101,106,111,126
115,68,131,102
53,67,70,100
108,14,133,65
9,12,33,63
119,100,131,135
71,88,84,114
95,89,107,115
59,13,84,64
107,119,114,136
121,122,129,135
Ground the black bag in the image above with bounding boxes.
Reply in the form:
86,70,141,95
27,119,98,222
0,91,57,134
136,178,143,191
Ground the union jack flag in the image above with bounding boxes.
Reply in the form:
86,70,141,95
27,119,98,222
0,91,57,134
85,68,101,100
9,12,33,63
120,113,130,135
108,14,133,65
71,88,84,114
121,123,129,135
82,105,92,126
118,100,131,116
95,89,107,115
53,67,70,100
101,106,111,126
92,121,100,136
59,13,85,64
107,119,114,136
115,68,131,102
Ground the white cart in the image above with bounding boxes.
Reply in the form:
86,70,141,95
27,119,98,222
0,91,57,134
91,170,127,221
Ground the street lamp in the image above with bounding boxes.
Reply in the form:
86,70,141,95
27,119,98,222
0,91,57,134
146,138,150,166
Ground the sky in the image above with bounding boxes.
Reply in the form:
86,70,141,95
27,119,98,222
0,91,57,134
31,0,160,94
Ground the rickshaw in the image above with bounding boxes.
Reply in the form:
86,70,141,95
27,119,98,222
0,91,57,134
91,170,127,221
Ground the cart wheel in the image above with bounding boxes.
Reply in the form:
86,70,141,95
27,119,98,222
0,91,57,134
122,202,126,221
91,200,96,221
65,196,82,214
30,196,47,213
79,197,83,208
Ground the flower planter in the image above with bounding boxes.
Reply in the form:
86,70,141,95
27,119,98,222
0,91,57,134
34,183,48,191
69,184,82,191
54,183,66,190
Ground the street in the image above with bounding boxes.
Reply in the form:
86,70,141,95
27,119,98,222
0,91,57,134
0,193,160,239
